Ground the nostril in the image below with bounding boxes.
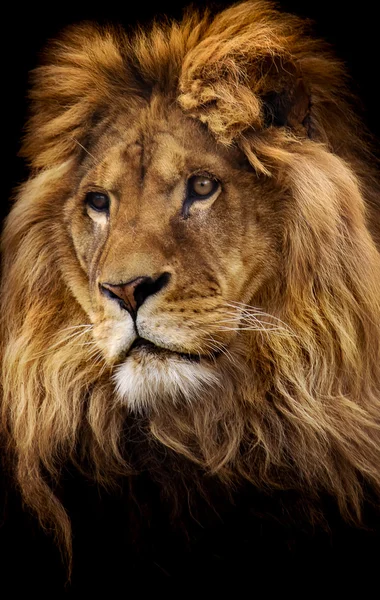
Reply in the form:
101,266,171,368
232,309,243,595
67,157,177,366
100,285,126,309
101,286,121,302
134,272,171,308
100,272,171,316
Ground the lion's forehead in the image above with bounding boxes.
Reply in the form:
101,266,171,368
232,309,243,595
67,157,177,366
86,102,245,194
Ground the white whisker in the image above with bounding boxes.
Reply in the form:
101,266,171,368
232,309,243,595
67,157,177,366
223,302,294,334
27,326,94,360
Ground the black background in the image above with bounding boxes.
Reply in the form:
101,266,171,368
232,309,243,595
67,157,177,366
3,0,380,224
2,1,380,594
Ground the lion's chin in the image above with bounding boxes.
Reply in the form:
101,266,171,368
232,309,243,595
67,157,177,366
112,339,220,413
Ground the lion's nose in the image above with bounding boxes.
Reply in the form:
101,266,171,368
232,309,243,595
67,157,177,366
100,272,171,317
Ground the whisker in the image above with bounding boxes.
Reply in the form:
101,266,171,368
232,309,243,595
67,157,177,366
223,302,294,333
203,336,238,368
28,327,94,360
60,324,94,332
226,300,267,310
216,318,281,326
217,326,290,333
52,328,93,346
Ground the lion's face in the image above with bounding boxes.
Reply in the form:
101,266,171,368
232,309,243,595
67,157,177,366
64,103,279,410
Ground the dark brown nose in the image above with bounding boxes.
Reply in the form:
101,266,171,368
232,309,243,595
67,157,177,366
100,272,170,317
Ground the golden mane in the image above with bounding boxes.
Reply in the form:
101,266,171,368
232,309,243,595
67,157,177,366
1,0,380,571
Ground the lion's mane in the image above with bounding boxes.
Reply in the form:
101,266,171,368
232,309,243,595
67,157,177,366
1,0,380,568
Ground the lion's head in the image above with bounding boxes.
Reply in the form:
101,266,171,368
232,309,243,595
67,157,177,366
1,0,380,565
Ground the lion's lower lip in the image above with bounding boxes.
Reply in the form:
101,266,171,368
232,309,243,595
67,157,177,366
129,338,158,352
128,338,202,362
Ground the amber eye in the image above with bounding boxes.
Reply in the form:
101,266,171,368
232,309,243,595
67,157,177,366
85,192,110,212
188,175,218,199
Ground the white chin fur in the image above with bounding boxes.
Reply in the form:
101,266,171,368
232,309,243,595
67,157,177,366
113,352,220,413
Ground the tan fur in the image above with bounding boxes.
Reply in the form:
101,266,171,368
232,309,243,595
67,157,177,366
1,0,380,571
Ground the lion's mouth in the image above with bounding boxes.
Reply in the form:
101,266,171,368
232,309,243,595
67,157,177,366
127,337,203,362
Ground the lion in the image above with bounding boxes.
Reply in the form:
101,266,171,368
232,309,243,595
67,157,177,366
1,0,380,585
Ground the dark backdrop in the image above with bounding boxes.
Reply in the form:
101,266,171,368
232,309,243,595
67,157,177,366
3,0,380,224
2,2,380,593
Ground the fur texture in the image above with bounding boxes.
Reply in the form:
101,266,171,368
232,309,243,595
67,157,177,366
1,0,380,571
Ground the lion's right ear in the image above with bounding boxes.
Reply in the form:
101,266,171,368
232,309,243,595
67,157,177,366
21,24,128,168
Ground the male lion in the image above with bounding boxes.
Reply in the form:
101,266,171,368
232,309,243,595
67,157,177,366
1,0,380,593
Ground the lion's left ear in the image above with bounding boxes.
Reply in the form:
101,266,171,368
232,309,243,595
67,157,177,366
178,4,316,144
178,55,311,145
261,75,311,134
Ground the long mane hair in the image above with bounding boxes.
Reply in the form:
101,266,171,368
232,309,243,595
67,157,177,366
1,0,380,567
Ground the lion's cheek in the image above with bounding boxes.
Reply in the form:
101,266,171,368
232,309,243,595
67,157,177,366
92,318,135,362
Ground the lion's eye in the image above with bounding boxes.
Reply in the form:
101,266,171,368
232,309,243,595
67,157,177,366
182,175,220,219
188,175,219,199
85,192,110,212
